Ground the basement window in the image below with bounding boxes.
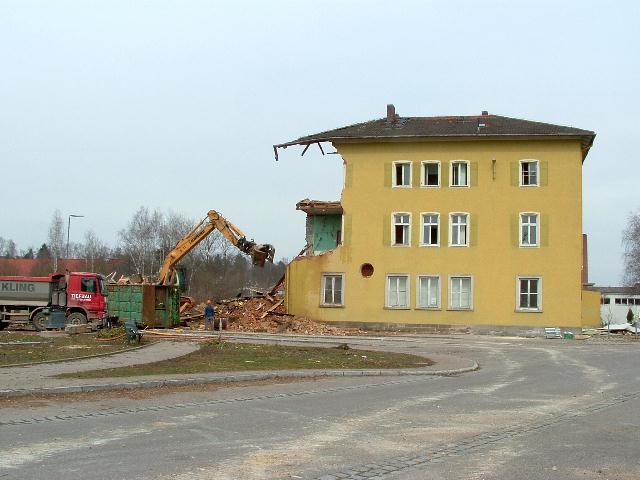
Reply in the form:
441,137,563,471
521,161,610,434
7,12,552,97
321,273,344,307
393,161,412,187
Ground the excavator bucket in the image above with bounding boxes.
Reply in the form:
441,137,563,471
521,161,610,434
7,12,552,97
250,244,276,267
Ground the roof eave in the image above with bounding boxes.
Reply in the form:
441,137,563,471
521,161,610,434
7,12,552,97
274,133,596,160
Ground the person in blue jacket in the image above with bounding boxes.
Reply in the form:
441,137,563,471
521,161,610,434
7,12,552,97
204,300,215,331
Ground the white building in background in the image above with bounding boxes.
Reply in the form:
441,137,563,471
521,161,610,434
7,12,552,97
597,286,640,325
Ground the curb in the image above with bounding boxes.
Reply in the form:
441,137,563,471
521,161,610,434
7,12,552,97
0,361,479,398
0,342,153,369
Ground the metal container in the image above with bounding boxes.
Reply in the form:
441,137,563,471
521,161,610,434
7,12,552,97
107,284,180,328
0,278,52,306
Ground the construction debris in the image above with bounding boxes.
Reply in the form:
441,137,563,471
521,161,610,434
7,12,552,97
597,323,639,334
183,295,364,335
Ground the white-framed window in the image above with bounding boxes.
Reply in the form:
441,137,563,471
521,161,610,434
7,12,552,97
417,275,440,309
321,273,344,307
386,274,410,308
392,212,411,246
421,161,440,187
449,213,469,247
520,159,539,187
392,161,412,187
520,213,539,247
449,275,473,310
450,160,469,187
517,276,542,311
420,213,440,246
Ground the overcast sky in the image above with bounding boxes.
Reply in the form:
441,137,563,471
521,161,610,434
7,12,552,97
1,0,638,285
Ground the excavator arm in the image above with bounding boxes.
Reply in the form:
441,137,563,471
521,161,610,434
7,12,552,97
157,210,275,285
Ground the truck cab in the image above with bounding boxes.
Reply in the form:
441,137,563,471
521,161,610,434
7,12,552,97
64,272,108,326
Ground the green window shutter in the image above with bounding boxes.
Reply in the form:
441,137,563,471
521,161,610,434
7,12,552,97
510,213,519,247
441,161,448,187
342,214,352,246
539,160,549,186
383,214,391,246
384,162,392,187
540,213,549,246
344,164,353,188
469,214,478,246
413,161,421,188
510,161,519,186
470,161,479,187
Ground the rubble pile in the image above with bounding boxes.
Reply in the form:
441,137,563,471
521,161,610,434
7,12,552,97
185,296,364,335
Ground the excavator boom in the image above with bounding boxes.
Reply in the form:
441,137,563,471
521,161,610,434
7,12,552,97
157,210,275,285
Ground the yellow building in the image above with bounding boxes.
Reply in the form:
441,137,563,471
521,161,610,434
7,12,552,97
275,106,598,333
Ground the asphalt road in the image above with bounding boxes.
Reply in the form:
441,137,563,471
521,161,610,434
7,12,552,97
0,335,638,479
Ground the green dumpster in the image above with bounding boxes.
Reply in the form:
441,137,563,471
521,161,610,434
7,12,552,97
107,284,180,328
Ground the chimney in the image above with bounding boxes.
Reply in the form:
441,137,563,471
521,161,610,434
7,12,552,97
387,104,397,123
582,234,589,285
482,110,489,116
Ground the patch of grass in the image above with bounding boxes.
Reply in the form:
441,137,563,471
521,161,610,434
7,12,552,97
0,330,135,366
58,340,433,378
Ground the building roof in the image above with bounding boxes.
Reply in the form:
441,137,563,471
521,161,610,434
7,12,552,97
274,107,596,160
591,286,640,295
296,199,343,215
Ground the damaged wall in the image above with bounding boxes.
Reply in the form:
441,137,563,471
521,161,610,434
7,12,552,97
311,214,341,253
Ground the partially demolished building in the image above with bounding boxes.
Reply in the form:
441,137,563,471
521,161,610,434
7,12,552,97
275,105,601,331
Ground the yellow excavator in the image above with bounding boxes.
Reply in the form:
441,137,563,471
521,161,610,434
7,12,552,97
157,210,275,286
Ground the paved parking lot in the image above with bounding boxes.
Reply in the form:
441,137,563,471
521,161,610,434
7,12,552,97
0,334,638,479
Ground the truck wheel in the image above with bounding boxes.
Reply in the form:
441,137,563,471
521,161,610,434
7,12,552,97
33,312,48,331
67,312,87,326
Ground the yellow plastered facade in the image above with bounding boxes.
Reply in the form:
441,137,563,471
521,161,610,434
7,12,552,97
581,290,602,328
286,138,594,328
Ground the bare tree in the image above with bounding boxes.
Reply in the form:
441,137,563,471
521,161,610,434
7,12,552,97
156,210,194,264
48,209,65,271
4,240,17,258
0,237,17,258
81,230,110,272
622,211,640,285
119,206,161,276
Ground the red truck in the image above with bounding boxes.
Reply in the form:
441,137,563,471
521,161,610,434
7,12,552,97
0,272,108,330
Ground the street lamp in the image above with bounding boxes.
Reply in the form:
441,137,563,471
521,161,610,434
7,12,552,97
66,214,84,258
